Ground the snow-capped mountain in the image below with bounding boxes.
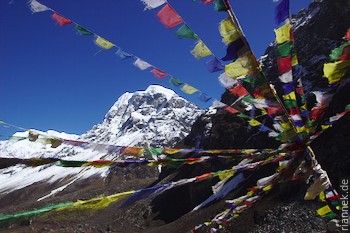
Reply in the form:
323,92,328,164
0,85,203,197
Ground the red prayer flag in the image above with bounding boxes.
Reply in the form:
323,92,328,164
150,68,169,79
277,56,292,74
267,107,282,116
51,12,72,26
201,0,214,4
229,83,249,97
310,107,325,120
156,4,184,29
225,106,239,114
345,28,350,41
289,107,300,116
339,45,350,61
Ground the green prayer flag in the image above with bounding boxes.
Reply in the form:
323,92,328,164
176,24,198,39
283,99,298,108
169,77,184,87
329,42,350,61
345,104,350,110
75,25,93,35
214,0,227,11
276,42,294,58
148,148,163,156
237,113,250,119
59,160,86,167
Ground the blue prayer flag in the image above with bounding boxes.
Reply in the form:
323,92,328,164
275,0,289,25
206,57,224,73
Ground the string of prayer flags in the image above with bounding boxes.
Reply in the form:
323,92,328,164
156,3,184,29
115,48,134,60
150,68,169,79
225,53,257,79
181,84,199,94
28,0,50,13
206,57,225,73
75,25,93,35
191,40,212,59
133,58,152,70
94,36,115,50
141,0,166,10
51,12,72,26
176,24,199,39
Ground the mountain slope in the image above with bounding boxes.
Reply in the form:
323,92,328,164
0,85,203,203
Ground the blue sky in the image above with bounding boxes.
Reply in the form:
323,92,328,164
0,0,313,137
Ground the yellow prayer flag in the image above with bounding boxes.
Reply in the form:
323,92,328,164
95,36,115,50
219,17,240,45
281,122,291,130
317,205,332,216
321,124,332,130
225,54,257,79
218,170,235,180
263,184,273,191
0,121,4,125
292,55,299,66
274,21,291,44
191,40,212,59
323,60,350,84
319,191,326,202
181,84,199,94
248,119,261,127
282,91,296,100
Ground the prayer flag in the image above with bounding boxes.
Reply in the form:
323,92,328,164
275,0,289,25
225,53,257,79
218,72,237,88
282,83,294,94
206,58,224,73
176,24,198,39
276,42,293,57
283,99,298,108
214,0,227,11
212,100,227,108
198,92,212,102
219,17,240,45
339,45,350,61
248,119,261,127
169,77,184,86
225,106,239,114
283,91,296,100
330,42,350,61
323,60,350,84
191,40,212,59
150,68,169,79
29,0,50,13
278,70,293,83
156,4,184,29
115,48,134,60
274,21,291,44
133,58,152,70
95,36,115,50
221,38,246,61
75,25,93,35
345,28,350,41
181,84,199,94
201,0,214,4
51,12,72,26
229,83,249,97
141,0,166,10
317,205,332,216
277,56,292,74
